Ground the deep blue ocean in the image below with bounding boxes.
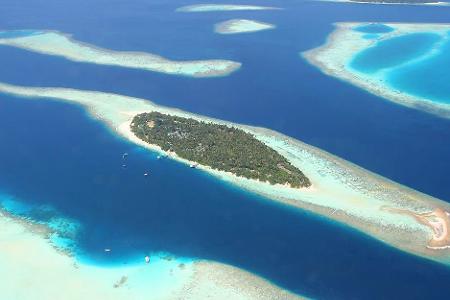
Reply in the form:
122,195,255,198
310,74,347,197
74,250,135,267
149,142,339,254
1,0,450,299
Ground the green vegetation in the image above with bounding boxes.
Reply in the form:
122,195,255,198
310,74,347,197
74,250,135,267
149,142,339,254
131,112,311,188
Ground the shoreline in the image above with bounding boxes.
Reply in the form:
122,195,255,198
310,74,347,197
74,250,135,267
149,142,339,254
119,121,312,192
0,30,241,78
0,82,449,266
302,22,450,119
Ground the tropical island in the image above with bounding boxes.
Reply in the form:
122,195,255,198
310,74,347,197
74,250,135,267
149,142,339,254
130,112,311,188
0,82,449,266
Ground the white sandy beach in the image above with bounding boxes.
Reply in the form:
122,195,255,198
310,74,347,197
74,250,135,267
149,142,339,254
0,82,449,267
302,22,450,118
0,30,241,77
214,19,275,34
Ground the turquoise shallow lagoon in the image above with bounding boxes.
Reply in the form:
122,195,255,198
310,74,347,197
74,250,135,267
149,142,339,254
387,33,450,104
350,33,442,74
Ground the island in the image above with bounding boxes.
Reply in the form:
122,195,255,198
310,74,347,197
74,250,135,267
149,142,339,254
0,30,241,78
215,19,275,35
0,82,448,267
130,112,311,188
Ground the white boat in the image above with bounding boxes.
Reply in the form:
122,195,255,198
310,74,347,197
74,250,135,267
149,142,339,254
145,256,150,264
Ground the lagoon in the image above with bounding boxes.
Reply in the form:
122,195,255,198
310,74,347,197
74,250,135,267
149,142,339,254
350,32,441,73
2,0,450,299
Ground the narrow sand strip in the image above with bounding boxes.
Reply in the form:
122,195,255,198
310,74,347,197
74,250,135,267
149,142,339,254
0,30,241,77
0,82,449,266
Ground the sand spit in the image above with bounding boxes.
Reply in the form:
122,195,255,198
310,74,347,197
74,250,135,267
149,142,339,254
383,207,450,249
0,30,241,78
0,211,303,300
176,4,281,12
215,19,275,34
302,22,450,118
0,82,449,266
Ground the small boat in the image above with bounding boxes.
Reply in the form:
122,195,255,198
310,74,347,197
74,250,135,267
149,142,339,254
123,153,129,159
190,163,198,169
122,164,127,168
144,173,148,176
104,248,111,252
157,155,161,160
145,256,150,264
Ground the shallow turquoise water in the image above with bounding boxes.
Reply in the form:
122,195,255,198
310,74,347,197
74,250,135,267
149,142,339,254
354,24,394,34
362,33,380,40
0,30,41,39
387,35,450,104
350,33,441,74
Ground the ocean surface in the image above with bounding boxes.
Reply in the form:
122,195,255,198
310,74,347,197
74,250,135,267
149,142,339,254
1,0,450,299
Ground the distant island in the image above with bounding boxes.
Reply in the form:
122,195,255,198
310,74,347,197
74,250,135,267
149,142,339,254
131,112,311,188
349,0,443,3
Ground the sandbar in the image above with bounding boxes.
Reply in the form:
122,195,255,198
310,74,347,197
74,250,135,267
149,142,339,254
0,82,449,266
215,19,275,35
302,22,450,118
0,30,241,77
176,4,281,12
